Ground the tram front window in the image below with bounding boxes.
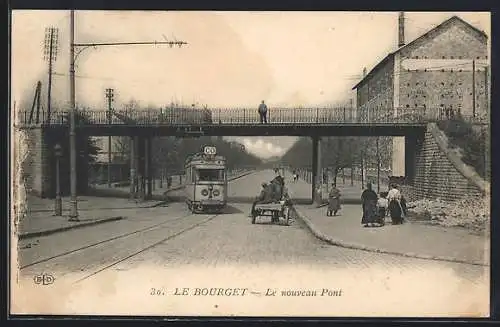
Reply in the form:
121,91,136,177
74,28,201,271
197,169,225,182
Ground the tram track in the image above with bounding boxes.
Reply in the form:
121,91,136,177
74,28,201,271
19,212,198,270
73,213,220,284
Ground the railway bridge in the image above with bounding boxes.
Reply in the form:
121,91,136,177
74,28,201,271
15,105,484,204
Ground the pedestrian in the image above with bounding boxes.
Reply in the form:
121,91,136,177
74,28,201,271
361,182,378,227
249,182,273,217
387,184,404,225
258,100,268,123
327,185,341,216
376,191,389,226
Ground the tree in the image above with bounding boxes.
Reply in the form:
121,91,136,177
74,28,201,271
45,111,101,196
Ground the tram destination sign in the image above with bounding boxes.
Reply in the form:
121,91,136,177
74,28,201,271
204,146,217,155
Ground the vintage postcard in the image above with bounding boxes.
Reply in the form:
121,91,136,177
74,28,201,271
10,11,491,317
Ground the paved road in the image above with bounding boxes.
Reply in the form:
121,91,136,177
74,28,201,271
13,170,489,316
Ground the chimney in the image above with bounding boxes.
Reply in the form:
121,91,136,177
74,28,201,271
398,12,405,47
363,67,367,77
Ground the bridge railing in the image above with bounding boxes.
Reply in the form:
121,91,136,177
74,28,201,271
15,107,489,126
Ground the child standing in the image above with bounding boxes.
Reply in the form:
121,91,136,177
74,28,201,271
376,192,389,226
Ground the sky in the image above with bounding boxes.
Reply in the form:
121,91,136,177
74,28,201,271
11,11,490,159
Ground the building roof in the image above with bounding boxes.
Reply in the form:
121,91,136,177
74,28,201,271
352,15,488,90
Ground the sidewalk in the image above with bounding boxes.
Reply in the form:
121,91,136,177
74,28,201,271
15,170,255,239
285,171,384,202
293,204,490,266
15,195,165,239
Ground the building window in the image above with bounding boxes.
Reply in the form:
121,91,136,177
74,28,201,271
442,56,446,59
459,56,462,59
477,56,480,59
415,56,419,59
451,56,454,59
441,82,445,86
406,104,410,108
416,82,419,85
486,56,488,59
441,69,445,72
424,69,427,72
459,69,462,72
440,104,444,107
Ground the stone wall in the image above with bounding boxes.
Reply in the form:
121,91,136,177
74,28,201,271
22,128,51,197
404,123,484,202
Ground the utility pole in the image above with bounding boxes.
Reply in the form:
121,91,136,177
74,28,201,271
472,59,476,117
43,27,59,123
67,10,188,219
105,88,114,188
69,10,78,221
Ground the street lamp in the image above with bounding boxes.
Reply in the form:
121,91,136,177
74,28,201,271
54,143,63,216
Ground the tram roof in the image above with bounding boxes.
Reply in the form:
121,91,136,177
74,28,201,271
185,153,226,165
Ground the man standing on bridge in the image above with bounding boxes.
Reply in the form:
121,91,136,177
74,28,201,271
258,100,268,123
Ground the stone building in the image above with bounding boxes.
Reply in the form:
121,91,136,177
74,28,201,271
352,14,489,177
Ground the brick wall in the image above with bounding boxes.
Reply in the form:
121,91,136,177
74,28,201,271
398,20,488,118
404,124,483,202
357,56,394,117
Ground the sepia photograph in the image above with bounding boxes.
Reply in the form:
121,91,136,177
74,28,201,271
10,10,490,317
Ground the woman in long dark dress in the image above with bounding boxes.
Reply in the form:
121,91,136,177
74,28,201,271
387,184,405,225
327,185,341,216
361,183,378,227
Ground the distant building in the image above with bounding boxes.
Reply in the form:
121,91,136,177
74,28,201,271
352,14,489,176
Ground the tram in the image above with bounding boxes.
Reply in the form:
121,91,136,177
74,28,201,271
184,146,228,213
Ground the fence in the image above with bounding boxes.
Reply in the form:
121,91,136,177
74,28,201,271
16,107,489,126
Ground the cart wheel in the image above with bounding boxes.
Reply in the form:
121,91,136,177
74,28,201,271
251,214,256,224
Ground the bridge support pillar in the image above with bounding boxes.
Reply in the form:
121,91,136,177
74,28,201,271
404,133,424,185
137,137,145,201
129,136,137,199
136,136,142,199
392,136,405,179
311,136,322,206
145,137,152,200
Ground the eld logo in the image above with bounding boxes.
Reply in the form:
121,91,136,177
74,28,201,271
33,274,55,285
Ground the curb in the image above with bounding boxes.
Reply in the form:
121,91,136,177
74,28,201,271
18,216,125,240
292,206,488,267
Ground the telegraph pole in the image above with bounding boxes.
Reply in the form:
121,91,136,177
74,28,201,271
67,10,188,219
105,88,114,188
44,27,59,123
69,10,78,221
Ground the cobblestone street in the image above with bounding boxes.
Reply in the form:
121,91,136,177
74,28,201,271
14,170,489,316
